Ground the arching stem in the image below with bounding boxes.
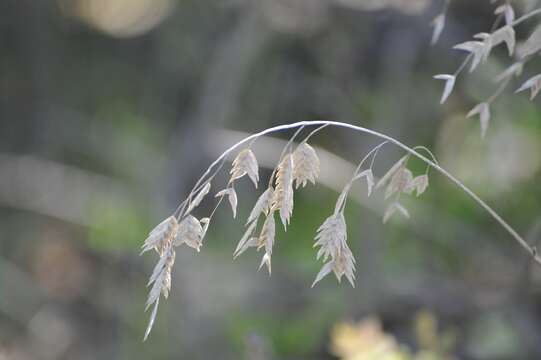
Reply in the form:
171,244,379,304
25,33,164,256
181,120,541,266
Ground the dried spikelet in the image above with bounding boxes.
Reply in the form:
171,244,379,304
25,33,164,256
492,25,516,56
385,168,414,199
431,13,446,45
453,41,485,72
200,217,210,241
292,143,320,188
405,175,429,197
473,32,493,63
516,74,541,100
216,187,238,218
233,220,259,258
467,102,491,138
271,154,295,228
376,155,408,190
141,216,178,256
257,214,275,274
247,188,273,224
312,213,355,287
376,153,431,223
174,215,203,251
519,24,541,58
144,246,176,341
383,202,410,224
230,149,259,188
434,75,456,104
185,182,211,214
353,169,375,196
476,26,515,60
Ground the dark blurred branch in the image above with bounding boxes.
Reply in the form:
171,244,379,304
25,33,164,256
167,3,272,204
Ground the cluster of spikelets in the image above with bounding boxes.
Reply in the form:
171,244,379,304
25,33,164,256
140,132,431,339
432,0,541,138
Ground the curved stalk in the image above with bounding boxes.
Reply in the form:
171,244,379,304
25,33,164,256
187,120,541,266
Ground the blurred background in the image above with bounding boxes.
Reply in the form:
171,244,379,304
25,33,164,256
2,0,541,359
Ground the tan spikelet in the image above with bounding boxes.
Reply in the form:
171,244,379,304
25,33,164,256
247,188,273,224
141,216,178,256
199,217,210,241
230,149,259,188
234,220,259,258
405,175,429,196
375,155,408,190
312,212,355,287
216,187,238,218
383,202,410,224
174,215,203,251
385,168,413,199
292,143,320,188
185,182,211,214
144,246,176,341
257,213,275,274
271,154,295,228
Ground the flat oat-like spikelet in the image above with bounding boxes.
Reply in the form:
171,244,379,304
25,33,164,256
230,149,259,188
467,102,491,138
383,202,410,224
247,188,273,224
144,246,176,340
185,182,211,214
258,214,275,274
141,216,178,256
313,213,355,287
215,188,238,218
271,154,295,228
490,25,516,56
405,174,429,196
292,143,320,188
385,168,414,199
375,155,408,190
173,215,203,251
233,220,259,258
516,74,541,100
